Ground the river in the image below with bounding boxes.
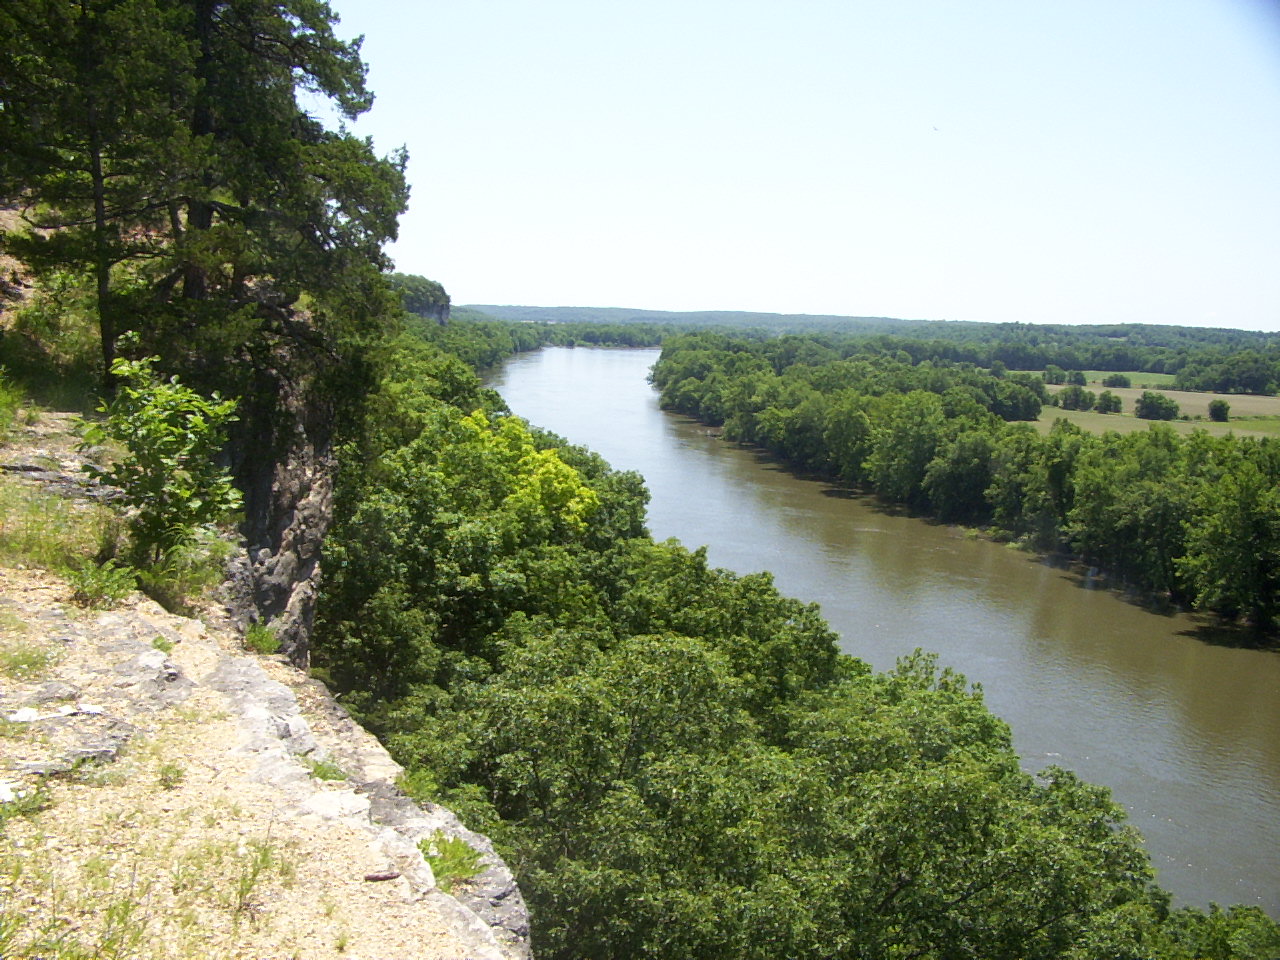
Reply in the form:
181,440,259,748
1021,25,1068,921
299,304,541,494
486,345,1280,913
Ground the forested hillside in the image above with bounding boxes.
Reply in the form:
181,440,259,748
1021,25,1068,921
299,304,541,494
313,324,1280,959
652,332,1280,634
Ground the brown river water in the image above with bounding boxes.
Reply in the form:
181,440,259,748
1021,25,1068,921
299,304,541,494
487,346,1280,913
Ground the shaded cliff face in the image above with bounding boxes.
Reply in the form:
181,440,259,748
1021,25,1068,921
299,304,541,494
222,335,338,668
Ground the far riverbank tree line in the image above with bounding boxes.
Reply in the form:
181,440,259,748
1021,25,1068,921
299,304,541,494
651,332,1280,633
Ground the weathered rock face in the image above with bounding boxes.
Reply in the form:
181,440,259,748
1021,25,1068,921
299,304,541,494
0,566,531,959
223,338,336,668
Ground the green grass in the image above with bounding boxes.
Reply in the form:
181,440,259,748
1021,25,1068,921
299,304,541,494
1078,370,1178,389
242,622,280,655
0,640,56,680
418,831,483,894
0,480,120,571
1034,406,1280,439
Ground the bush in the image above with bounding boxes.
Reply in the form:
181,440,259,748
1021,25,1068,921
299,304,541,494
64,558,136,609
1134,391,1179,420
243,622,280,655
81,351,240,563
418,831,483,894
1093,390,1122,414
1102,373,1131,388
1208,398,1230,422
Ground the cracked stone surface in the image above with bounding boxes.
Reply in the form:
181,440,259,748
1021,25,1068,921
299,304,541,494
0,565,530,960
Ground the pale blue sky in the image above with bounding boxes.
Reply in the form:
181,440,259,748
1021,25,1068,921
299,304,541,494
328,1,1280,331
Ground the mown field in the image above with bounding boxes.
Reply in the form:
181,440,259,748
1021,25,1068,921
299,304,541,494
1036,379,1280,437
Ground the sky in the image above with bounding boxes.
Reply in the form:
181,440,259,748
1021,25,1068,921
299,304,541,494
323,0,1280,331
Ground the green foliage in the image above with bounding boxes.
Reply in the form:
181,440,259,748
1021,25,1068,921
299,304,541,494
1177,457,1280,629
1056,383,1096,410
1103,372,1133,388
1155,904,1280,960
82,352,240,563
134,535,234,615
303,757,347,782
1094,389,1122,413
0,0,410,377
418,831,483,894
64,558,136,609
312,327,1280,960
243,622,280,656
1135,390,1180,420
0,372,22,441
1209,398,1231,421
389,273,450,322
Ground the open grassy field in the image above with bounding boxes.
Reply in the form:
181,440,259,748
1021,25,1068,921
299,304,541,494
1009,369,1178,390
1079,370,1178,389
1035,384,1280,438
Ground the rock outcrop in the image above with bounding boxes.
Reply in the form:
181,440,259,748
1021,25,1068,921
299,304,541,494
0,412,532,959
0,568,530,959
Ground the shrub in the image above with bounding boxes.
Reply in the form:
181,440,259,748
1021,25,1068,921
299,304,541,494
1135,390,1179,420
243,622,280,655
81,351,241,563
1208,398,1230,422
64,558,136,609
418,831,483,894
1093,390,1122,414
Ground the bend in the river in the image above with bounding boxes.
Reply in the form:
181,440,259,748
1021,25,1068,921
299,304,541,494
488,346,1280,914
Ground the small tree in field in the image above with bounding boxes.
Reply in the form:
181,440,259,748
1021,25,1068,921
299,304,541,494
83,353,240,563
1134,391,1179,421
1208,399,1230,422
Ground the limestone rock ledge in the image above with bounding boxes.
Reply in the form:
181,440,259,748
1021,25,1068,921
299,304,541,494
0,567,531,960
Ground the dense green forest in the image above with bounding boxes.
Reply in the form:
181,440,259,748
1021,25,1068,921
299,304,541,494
3,3,1279,957
313,326,1280,960
652,332,1280,634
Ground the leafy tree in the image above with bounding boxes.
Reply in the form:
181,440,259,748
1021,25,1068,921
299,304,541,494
390,273,451,324
82,350,240,562
1044,364,1067,385
1057,384,1095,411
0,0,196,375
1135,391,1179,420
866,391,947,507
1094,389,1122,413
923,429,997,522
0,0,409,379
1102,373,1132,388
1208,398,1230,422
1177,459,1280,629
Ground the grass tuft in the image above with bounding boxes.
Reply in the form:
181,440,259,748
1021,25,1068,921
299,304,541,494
418,830,483,894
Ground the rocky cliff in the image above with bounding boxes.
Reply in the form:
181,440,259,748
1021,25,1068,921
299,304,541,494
0,414,531,959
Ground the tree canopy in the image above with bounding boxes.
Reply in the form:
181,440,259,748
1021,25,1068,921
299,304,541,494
0,0,408,382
